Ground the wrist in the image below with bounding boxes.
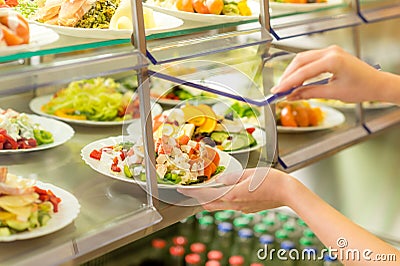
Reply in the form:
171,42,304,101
374,72,400,104
276,172,304,208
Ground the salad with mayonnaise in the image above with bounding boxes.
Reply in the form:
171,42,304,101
89,135,225,186
0,167,61,236
0,108,54,150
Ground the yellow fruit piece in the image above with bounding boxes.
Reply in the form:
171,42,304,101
237,0,252,16
181,104,206,123
196,104,217,133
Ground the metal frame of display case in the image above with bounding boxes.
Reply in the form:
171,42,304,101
1,1,400,265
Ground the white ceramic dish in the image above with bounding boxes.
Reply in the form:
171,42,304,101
0,181,80,242
32,12,183,39
29,95,163,126
270,0,344,12
311,99,397,110
0,114,74,154
0,24,59,55
143,0,259,23
81,135,243,188
277,104,345,133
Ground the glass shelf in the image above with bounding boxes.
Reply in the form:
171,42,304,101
358,0,400,22
270,5,362,40
0,46,148,96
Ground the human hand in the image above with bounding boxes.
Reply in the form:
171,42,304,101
177,167,295,213
271,45,384,103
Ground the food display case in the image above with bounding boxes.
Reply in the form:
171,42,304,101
1,0,400,265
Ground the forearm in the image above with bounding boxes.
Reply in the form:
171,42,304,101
285,177,400,265
374,71,400,105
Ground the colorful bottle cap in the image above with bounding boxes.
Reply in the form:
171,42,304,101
303,228,316,238
205,260,221,266
280,240,295,250
275,229,288,240
207,250,223,261
253,223,268,234
169,245,185,256
299,236,314,246
185,253,201,264
218,222,233,232
199,215,214,226
277,212,289,222
229,255,244,265
259,234,274,244
190,242,206,253
233,217,250,229
324,253,338,261
151,238,166,249
238,228,253,239
195,210,211,220
241,213,255,221
297,218,307,227
282,222,296,232
214,211,232,222
261,217,275,226
172,236,188,246
250,263,264,266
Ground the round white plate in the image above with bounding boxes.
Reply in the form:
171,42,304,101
277,104,345,133
32,12,183,39
311,99,397,110
270,0,344,12
29,94,163,126
0,24,59,56
0,114,74,154
81,135,243,188
126,119,266,154
0,181,80,242
143,0,259,23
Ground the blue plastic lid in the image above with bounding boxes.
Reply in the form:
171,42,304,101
324,253,338,262
259,234,274,244
238,228,253,239
280,240,295,250
218,222,233,232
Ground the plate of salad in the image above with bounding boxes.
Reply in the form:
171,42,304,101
0,168,80,241
269,0,344,12
81,135,242,188
150,79,220,106
127,103,266,154
29,77,163,126
0,108,74,154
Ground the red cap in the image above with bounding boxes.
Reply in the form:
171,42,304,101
229,255,244,265
207,250,223,261
190,242,206,253
172,236,188,246
250,263,264,266
185,253,201,264
169,245,185,256
206,260,221,266
152,238,166,249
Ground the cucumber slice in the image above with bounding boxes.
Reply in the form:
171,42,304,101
222,132,257,151
210,131,230,143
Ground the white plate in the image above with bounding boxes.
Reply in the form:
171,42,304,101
311,99,397,110
0,181,80,242
81,135,242,189
277,104,345,133
144,0,259,23
0,24,59,56
270,0,343,12
126,119,266,154
29,94,163,126
32,12,183,39
0,114,74,154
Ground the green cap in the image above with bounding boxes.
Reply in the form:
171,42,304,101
297,218,307,227
275,229,288,240
233,217,250,229
253,223,268,234
195,210,210,220
303,228,316,238
214,211,232,222
282,222,295,232
224,210,236,216
199,215,214,226
241,213,255,221
277,212,289,222
299,236,314,246
262,217,275,227
257,210,269,216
